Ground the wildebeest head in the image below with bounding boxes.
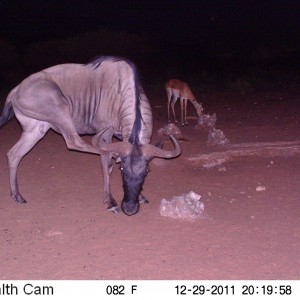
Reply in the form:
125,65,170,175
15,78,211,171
120,145,148,215
100,135,181,215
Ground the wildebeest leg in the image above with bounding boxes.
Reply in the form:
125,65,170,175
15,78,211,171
7,116,51,203
15,79,101,156
44,110,101,155
61,125,101,155
100,154,119,213
92,131,119,213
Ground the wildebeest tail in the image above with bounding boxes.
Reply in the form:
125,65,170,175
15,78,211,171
0,93,15,128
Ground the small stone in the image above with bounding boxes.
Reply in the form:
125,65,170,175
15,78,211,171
256,186,266,192
218,167,227,172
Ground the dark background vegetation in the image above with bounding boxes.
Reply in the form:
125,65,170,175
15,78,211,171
0,0,299,95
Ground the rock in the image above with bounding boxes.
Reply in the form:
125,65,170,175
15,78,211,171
160,191,204,220
196,113,217,128
207,127,229,146
256,186,266,191
157,123,183,140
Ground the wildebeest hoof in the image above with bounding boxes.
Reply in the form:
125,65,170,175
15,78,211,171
13,195,27,204
107,206,120,213
139,196,149,204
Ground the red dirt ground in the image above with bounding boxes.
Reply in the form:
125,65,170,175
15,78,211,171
0,91,299,280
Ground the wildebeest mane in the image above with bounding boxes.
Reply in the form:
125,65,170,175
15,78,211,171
87,56,144,145
87,56,132,70
127,63,143,146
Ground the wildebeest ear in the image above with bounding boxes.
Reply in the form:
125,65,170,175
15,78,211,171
115,155,121,163
113,132,123,141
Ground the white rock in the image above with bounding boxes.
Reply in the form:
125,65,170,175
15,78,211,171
160,191,204,220
256,186,266,192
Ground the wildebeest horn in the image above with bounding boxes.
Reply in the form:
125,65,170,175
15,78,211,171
97,126,181,159
142,135,181,159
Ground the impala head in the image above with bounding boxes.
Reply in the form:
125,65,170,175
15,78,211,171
99,135,181,215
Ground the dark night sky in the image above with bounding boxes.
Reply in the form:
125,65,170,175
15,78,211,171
1,0,299,47
0,0,299,84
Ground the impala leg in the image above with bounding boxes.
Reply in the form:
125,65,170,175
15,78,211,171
180,98,185,126
171,97,179,123
167,89,172,123
184,99,188,125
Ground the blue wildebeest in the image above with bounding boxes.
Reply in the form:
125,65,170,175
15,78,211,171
0,56,181,216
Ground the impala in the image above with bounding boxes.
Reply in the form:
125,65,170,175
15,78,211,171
166,79,203,126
